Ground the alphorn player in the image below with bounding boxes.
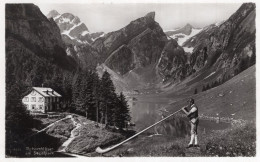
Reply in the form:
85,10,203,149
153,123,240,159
182,98,199,148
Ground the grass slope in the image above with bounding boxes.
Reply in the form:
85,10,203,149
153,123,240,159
101,65,256,157
65,116,124,155
166,65,255,121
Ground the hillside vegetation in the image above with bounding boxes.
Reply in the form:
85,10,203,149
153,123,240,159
166,65,255,121
100,65,256,157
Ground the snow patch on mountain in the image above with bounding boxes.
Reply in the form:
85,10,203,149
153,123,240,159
183,47,194,53
53,14,61,21
215,20,225,27
204,72,216,79
91,33,105,42
66,48,72,56
81,30,90,36
59,17,73,23
170,28,202,46
167,36,172,40
70,22,83,32
47,10,105,45
61,21,91,43
62,31,75,40
164,28,179,32
99,33,105,37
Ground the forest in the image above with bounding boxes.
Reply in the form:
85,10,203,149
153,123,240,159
6,48,131,132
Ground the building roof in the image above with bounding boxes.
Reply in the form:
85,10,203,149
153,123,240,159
33,87,62,97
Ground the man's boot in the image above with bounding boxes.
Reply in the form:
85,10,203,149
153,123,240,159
187,134,194,148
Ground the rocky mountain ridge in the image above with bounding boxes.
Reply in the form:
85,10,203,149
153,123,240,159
11,3,255,92
92,3,255,91
93,11,189,90
47,10,105,45
183,3,255,78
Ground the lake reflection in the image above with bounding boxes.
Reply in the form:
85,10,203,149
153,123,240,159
129,100,230,137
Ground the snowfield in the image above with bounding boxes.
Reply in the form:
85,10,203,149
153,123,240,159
81,30,90,36
170,28,202,46
183,47,194,53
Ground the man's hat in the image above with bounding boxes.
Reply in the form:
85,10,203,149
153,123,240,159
187,98,194,104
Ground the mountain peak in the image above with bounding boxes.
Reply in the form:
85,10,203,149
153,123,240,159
47,10,60,18
185,23,193,28
145,12,155,20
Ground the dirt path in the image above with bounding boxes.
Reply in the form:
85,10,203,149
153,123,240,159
37,115,72,133
59,116,82,152
23,115,71,141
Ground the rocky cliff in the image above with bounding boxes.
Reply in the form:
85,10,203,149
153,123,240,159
6,4,77,85
13,3,255,92
157,39,190,82
183,3,255,77
94,12,189,89
6,4,77,70
92,12,167,62
165,23,193,36
47,10,105,69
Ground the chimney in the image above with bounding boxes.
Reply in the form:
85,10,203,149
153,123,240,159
42,83,44,87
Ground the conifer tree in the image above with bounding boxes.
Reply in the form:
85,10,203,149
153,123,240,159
194,88,198,94
30,61,44,86
92,71,101,123
72,73,83,113
83,71,97,120
202,85,205,92
206,84,210,90
100,71,117,126
6,82,33,128
114,92,131,130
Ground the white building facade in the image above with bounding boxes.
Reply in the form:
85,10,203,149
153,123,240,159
22,87,62,113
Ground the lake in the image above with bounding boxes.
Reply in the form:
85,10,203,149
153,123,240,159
129,99,231,138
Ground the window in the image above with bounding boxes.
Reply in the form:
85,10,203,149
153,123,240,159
38,97,43,102
24,97,29,102
25,104,29,109
39,105,43,110
31,104,36,109
31,97,36,102
57,98,59,102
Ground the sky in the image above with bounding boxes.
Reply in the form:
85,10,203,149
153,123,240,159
36,3,242,33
